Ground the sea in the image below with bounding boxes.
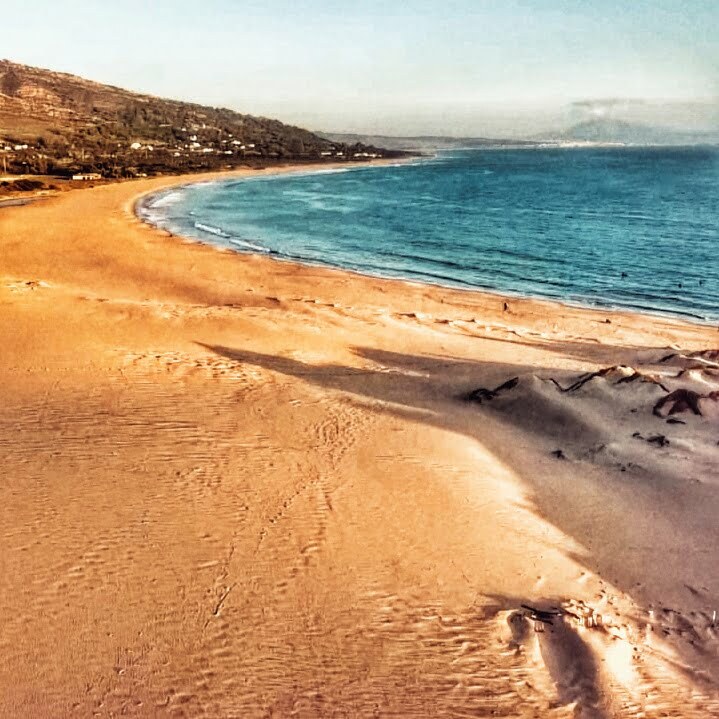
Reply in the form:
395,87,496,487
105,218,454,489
139,147,719,322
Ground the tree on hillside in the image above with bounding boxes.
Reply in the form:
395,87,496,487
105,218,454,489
1,70,22,97
288,137,305,156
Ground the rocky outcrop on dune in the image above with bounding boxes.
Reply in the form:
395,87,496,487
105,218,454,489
464,350,719,480
653,388,719,418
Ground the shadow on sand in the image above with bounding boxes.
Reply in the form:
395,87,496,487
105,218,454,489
197,340,719,700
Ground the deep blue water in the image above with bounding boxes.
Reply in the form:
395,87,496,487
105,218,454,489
140,148,719,321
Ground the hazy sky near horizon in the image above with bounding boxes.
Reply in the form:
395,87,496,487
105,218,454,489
2,0,718,135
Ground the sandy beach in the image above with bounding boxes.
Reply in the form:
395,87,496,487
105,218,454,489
1,164,718,718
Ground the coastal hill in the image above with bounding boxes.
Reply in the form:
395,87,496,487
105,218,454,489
0,60,393,179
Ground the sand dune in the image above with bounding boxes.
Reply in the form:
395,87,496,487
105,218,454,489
1,167,718,717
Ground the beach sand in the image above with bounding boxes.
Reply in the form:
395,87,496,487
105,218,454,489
1,165,718,717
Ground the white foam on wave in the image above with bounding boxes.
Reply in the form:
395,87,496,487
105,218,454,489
299,167,352,176
194,220,272,253
148,190,184,208
194,221,230,238
229,238,272,253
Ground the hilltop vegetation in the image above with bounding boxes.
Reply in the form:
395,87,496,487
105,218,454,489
0,60,394,179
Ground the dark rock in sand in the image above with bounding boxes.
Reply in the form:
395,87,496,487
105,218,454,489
463,376,519,403
653,388,719,417
553,366,668,394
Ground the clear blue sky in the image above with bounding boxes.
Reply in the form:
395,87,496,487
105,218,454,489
2,0,717,135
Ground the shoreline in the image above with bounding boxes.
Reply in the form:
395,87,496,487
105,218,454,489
0,195,49,208
134,162,719,329
2,160,719,716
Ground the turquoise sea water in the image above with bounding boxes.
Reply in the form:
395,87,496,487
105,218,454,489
140,148,719,321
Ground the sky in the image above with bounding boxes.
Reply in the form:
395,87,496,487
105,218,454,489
2,0,718,136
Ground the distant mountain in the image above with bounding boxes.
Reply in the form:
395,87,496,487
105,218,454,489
318,132,540,152
547,118,719,146
0,60,396,178
321,121,719,151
